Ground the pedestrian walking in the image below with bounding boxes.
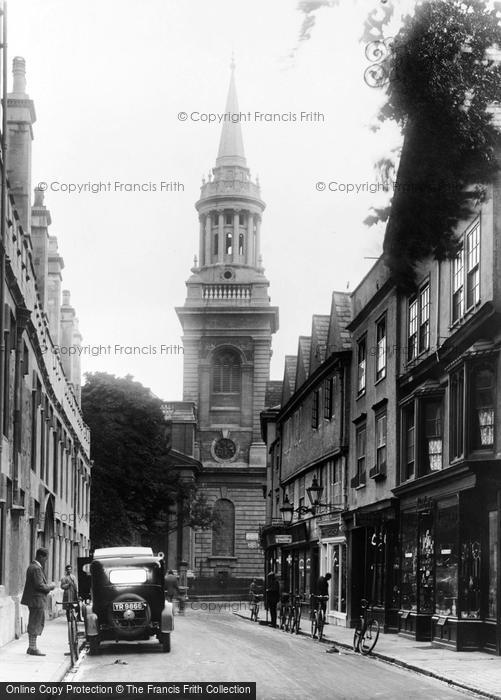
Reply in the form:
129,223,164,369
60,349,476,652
21,547,56,656
164,569,180,602
265,572,280,628
60,564,80,621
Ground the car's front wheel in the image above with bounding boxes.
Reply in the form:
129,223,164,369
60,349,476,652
160,632,171,653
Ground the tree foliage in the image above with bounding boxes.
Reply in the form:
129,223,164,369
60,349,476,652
82,372,214,547
372,0,501,288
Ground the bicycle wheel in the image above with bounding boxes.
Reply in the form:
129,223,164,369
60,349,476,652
353,623,362,652
67,616,77,665
71,614,79,661
294,606,301,634
317,611,325,641
310,610,318,639
360,619,380,655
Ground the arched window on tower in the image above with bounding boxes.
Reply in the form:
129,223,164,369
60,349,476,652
212,349,241,394
212,499,235,556
213,233,218,256
238,233,244,256
225,231,233,254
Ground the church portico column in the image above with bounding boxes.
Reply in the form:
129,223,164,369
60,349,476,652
199,360,211,426
246,214,254,266
205,215,211,265
233,209,239,263
240,362,253,427
199,217,204,267
255,216,261,263
217,211,224,263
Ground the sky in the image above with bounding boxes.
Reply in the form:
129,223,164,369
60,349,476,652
8,0,413,400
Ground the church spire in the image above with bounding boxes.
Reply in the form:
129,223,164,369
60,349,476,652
216,59,246,168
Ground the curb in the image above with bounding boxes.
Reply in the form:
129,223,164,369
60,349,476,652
233,612,501,700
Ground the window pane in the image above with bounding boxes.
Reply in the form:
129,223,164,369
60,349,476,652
419,285,430,352
401,511,418,611
460,537,481,619
357,338,366,393
488,511,498,619
408,298,418,360
404,407,415,479
418,511,434,614
473,367,495,448
450,368,464,459
452,250,464,321
435,505,458,616
376,318,386,379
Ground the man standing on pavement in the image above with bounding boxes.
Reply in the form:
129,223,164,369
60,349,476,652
265,572,280,628
21,548,56,656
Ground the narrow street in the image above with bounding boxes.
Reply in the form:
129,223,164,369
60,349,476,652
68,607,478,699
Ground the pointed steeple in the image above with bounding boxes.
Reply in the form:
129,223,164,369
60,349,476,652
216,59,246,168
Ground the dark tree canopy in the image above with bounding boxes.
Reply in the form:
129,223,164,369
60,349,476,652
374,0,501,288
82,372,212,547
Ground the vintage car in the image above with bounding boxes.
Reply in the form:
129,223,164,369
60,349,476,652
78,546,174,654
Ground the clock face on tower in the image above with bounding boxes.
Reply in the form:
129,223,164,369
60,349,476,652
213,437,237,461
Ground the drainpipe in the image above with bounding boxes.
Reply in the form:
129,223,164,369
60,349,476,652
0,3,8,474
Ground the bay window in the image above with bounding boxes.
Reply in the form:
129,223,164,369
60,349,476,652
471,364,495,449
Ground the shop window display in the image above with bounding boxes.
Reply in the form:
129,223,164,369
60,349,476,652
400,512,418,611
434,504,459,617
459,538,481,619
418,511,434,614
488,510,498,620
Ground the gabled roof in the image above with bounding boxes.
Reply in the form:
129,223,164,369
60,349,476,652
264,380,283,409
326,291,352,355
309,314,330,373
282,355,298,405
295,336,312,390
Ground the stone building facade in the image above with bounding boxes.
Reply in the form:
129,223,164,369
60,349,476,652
0,56,91,646
260,152,501,654
175,66,278,593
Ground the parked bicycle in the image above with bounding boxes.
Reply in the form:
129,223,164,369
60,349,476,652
289,593,304,634
250,594,263,622
56,600,80,665
353,599,380,655
279,593,292,630
310,594,329,641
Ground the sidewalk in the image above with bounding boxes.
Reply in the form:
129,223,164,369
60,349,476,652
0,615,73,682
234,609,501,699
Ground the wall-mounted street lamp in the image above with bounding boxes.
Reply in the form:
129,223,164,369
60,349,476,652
280,475,339,526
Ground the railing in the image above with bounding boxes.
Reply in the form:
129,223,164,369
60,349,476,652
203,284,251,301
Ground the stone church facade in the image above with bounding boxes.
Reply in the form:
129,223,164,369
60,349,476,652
174,65,278,592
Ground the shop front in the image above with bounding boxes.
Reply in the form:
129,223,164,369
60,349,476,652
344,499,399,630
395,468,501,653
281,522,317,597
319,518,348,626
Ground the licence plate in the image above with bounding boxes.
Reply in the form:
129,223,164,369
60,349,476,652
113,601,146,612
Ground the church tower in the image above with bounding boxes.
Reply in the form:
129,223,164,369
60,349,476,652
176,64,278,590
